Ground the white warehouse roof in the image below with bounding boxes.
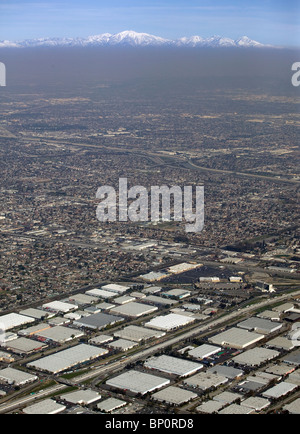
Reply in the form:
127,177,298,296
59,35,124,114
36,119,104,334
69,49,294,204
232,347,280,367
101,284,130,293
27,344,108,374
0,313,35,331
188,344,222,360
85,288,116,299
152,386,197,405
42,300,78,313
0,367,38,386
110,302,158,318
106,370,170,395
114,325,165,342
23,399,66,415
144,355,203,377
209,327,264,349
145,313,195,331
263,381,298,399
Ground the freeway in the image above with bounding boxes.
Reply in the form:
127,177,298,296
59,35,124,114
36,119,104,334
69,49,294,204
18,135,300,185
0,288,299,414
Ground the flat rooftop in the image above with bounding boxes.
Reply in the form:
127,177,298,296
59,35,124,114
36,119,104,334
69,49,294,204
232,347,280,366
27,344,108,374
151,386,197,405
188,344,222,360
23,399,66,415
0,367,38,386
184,371,228,390
0,313,35,331
209,327,264,349
110,302,158,318
144,355,203,377
114,325,165,342
74,312,124,330
145,313,195,331
106,370,170,395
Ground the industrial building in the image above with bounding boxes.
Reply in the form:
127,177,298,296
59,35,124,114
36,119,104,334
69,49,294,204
283,398,300,414
265,336,295,351
23,399,66,415
236,317,283,335
145,313,195,331
19,308,55,320
213,391,243,405
143,286,162,294
85,288,116,299
208,365,244,380
42,300,78,314
257,310,281,321
232,347,280,367
108,339,138,351
89,335,114,345
59,389,101,406
0,351,14,363
101,283,130,294
162,289,191,299
144,295,177,307
67,293,98,306
110,302,158,318
113,295,136,305
97,398,127,413
287,370,300,386
0,313,35,331
209,327,264,349
183,371,228,391
167,263,202,274
196,400,224,414
144,355,203,377
218,404,254,414
27,344,108,374
106,370,170,395
263,381,298,399
0,367,38,386
34,325,85,344
73,312,124,330
151,386,197,405
283,350,300,366
265,363,296,377
113,325,165,342
18,323,51,337
188,344,222,360
2,337,47,355
140,271,169,282
241,397,270,412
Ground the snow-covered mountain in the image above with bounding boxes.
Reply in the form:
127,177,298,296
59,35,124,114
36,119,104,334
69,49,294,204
0,31,267,48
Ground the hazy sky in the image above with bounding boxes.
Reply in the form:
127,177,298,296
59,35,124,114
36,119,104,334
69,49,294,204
0,0,299,47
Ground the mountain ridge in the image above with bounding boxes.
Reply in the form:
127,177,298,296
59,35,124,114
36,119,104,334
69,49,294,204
0,30,270,48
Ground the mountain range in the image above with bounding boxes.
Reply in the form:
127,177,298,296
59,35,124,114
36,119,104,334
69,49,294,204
0,30,269,49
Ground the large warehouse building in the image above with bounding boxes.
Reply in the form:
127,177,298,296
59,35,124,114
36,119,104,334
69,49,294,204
73,312,124,330
236,317,283,335
145,313,195,331
0,313,35,331
209,327,264,349
0,367,38,386
27,344,108,374
110,302,158,318
151,386,198,406
106,370,170,395
188,344,222,360
144,355,203,377
114,325,165,342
